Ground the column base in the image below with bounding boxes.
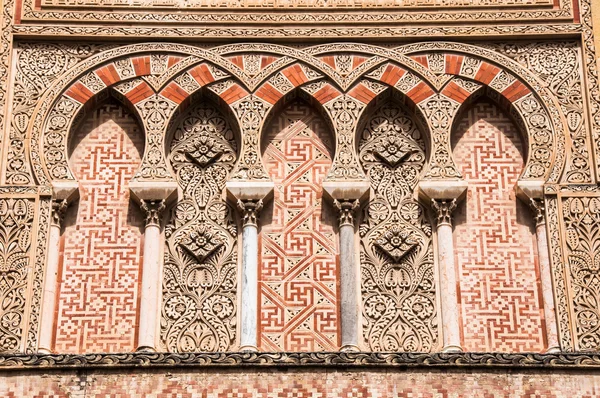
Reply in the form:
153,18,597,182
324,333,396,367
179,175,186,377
442,345,463,353
239,345,258,352
340,344,360,352
546,346,561,354
136,346,157,353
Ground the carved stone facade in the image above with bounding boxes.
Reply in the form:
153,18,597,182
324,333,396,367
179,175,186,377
1,0,600,394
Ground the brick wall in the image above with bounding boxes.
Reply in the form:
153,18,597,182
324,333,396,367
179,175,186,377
259,100,339,351
452,100,544,352
1,367,599,397
55,100,145,353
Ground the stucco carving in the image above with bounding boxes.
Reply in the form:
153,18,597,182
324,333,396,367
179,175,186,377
161,101,238,352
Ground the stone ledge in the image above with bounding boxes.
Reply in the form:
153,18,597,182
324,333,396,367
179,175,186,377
1,352,600,371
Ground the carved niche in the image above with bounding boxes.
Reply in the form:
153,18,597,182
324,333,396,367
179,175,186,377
161,101,238,352
358,102,437,352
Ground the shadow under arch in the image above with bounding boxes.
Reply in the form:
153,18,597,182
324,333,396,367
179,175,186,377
450,87,530,177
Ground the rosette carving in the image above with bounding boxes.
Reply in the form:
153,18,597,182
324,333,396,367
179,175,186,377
161,102,238,352
358,102,437,352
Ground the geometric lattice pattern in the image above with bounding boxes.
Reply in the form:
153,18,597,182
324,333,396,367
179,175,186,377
55,100,144,353
259,100,339,351
2,368,599,397
452,100,544,352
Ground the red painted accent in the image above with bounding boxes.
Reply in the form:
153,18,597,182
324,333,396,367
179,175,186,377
348,83,377,105
501,81,532,102
406,81,434,104
282,64,309,87
380,64,407,87
474,62,501,85
220,84,249,104
410,55,429,68
445,54,465,75
160,82,188,105
125,82,154,105
313,84,341,104
131,56,151,77
255,82,284,105
189,64,216,86
167,56,183,68
65,82,95,104
441,81,471,104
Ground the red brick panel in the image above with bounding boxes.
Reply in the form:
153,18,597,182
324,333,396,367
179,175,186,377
320,56,336,69
227,55,244,69
410,55,429,68
261,55,277,69
65,82,95,104
474,62,501,85
501,80,532,103
255,82,284,105
312,83,341,104
55,101,144,353
259,100,339,351
95,64,121,86
124,82,154,105
406,81,435,104
167,55,183,68
131,56,151,76
282,64,309,87
441,81,471,104
445,54,464,75
188,64,216,86
352,56,366,69
380,64,406,87
4,368,599,397
347,83,377,104
219,83,250,104
452,101,544,352
160,81,188,104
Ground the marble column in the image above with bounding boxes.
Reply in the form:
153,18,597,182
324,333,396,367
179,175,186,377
431,198,462,353
334,199,361,352
530,198,560,353
38,199,69,354
136,199,166,352
237,199,263,352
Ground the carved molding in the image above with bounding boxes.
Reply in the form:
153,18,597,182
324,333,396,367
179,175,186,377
431,199,457,227
140,199,166,227
2,351,600,370
237,199,263,227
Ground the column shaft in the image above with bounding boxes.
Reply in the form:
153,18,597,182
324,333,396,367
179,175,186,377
335,199,360,352
39,200,68,353
137,200,165,352
432,199,462,353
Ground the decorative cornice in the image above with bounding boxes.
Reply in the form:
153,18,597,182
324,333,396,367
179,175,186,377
1,352,600,371
11,24,583,39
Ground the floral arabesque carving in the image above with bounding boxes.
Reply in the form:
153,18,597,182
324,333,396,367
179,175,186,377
358,102,437,352
162,102,238,353
486,42,592,184
0,198,35,352
562,197,600,351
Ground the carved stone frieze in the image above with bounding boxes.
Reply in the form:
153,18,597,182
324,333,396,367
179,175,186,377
161,102,238,352
358,102,437,352
561,196,600,350
0,198,35,352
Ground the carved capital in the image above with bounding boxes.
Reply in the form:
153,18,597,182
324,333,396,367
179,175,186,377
237,199,263,227
333,199,360,227
529,198,546,227
140,200,166,227
431,199,457,227
51,199,69,228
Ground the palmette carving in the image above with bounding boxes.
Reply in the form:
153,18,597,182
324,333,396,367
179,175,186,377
161,102,238,353
358,103,437,352
562,197,600,350
0,198,35,352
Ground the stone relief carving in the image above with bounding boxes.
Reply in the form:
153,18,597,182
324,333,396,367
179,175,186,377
0,198,35,352
161,101,238,352
358,102,437,352
8,43,112,185
562,196,600,350
487,42,593,184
